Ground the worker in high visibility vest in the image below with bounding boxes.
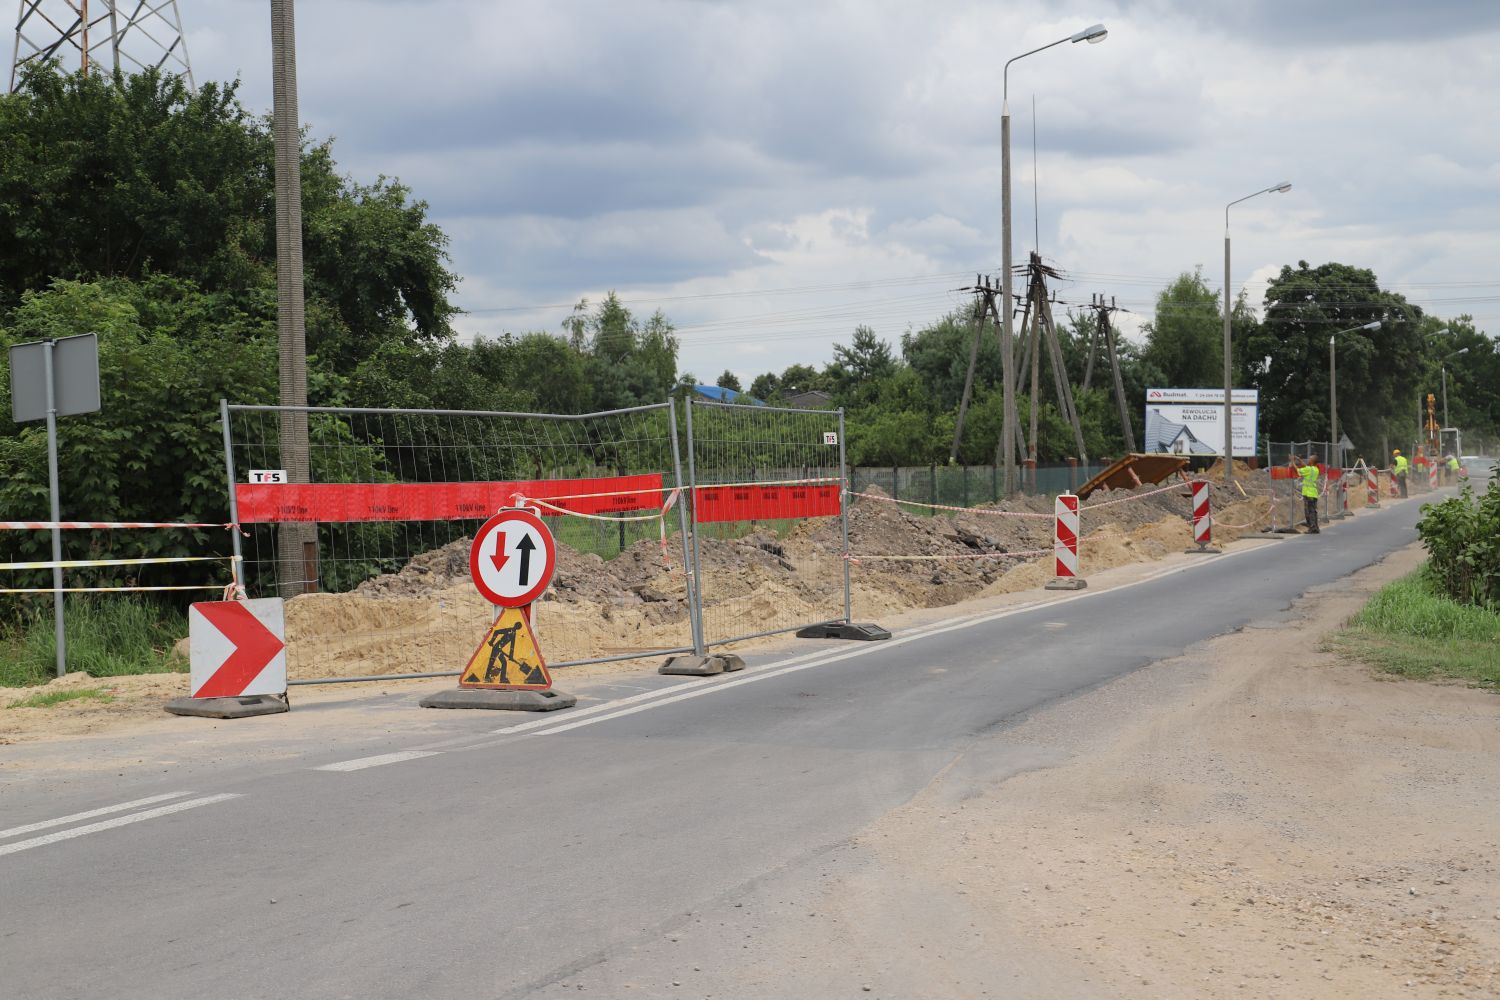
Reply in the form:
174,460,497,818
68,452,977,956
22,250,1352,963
1392,449,1409,498
1446,454,1460,485
1290,455,1322,533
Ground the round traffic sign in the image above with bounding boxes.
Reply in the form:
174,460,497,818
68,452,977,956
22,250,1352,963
469,508,557,607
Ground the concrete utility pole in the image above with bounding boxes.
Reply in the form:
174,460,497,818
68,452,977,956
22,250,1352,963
271,0,315,596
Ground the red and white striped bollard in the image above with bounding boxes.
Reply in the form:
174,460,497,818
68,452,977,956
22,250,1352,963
1044,492,1086,591
1366,464,1380,508
1185,480,1221,554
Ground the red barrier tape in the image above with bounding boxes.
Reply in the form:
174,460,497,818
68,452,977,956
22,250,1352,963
235,475,666,523
693,483,841,523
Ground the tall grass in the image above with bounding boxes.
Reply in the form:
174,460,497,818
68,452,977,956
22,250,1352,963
1338,569,1500,688
0,597,188,688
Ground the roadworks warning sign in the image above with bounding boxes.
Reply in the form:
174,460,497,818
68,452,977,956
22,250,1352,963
460,606,552,690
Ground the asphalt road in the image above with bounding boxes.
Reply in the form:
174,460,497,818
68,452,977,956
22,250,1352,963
0,484,1460,999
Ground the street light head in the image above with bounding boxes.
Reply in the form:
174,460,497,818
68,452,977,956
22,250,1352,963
1071,23,1108,43
1456,347,1470,355
1361,320,1381,330
1271,182,1292,194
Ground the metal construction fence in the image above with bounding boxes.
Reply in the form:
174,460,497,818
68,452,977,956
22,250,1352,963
685,399,849,649
223,400,698,682
222,397,858,682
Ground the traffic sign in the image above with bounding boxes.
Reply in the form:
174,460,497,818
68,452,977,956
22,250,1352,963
188,598,287,698
459,606,553,690
469,508,556,607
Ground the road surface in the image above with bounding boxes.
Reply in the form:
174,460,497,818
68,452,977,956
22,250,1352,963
0,487,1455,999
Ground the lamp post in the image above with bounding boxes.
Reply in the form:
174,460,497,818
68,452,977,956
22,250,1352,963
1442,347,1468,436
1000,22,1107,494
1329,320,1381,470
1223,182,1291,483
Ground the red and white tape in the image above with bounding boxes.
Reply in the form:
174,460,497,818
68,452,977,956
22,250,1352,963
0,520,229,531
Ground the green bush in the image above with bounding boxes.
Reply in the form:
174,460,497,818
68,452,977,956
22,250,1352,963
0,597,187,687
1415,470,1500,609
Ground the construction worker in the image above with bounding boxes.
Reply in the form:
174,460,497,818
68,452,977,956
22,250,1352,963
1393,449,1409,497
1290,455,1322,533
1447,454,1460,484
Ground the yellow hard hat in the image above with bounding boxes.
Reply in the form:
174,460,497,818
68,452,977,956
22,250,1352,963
1393,448,1401,455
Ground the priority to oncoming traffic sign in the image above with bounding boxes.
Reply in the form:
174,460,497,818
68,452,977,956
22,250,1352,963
469,508,557,608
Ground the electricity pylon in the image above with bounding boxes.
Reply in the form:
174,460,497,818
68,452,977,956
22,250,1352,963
10,0,193,92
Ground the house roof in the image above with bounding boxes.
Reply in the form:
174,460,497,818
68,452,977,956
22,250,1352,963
691,384,764,405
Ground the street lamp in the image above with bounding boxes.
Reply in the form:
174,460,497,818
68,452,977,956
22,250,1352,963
1223,181,1291,483
999,22,1107,494
1442,346,1468,434
1329,320,1381,469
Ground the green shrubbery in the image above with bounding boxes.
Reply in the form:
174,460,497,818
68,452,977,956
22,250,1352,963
0,597,187,688
1415,471,1500,609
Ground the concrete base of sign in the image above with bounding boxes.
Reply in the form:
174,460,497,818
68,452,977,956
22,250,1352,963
794,622,892,641
419,688,576,712
164,693,290,719
1184,543,1223,555
658,653,746,676
1044,577,1087,591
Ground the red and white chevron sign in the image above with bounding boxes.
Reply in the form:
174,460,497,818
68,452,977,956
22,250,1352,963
1366,466,1379,507
1190,480,1212,546
188,598,287,699
1053,493,1080,579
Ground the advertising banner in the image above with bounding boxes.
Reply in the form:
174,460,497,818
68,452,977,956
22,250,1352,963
1144,388,1259,458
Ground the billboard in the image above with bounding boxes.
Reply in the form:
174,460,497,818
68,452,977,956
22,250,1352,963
1144,388,1259,458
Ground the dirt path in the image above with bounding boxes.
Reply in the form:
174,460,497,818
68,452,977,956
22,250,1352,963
700,542,1500,998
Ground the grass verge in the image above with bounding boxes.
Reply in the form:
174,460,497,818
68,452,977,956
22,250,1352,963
0,597,188,688
7,688,115,710
1334,568,1500,688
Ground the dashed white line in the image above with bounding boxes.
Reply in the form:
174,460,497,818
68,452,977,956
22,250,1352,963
314,750,443,772
0,794,241,858
0,792,192,840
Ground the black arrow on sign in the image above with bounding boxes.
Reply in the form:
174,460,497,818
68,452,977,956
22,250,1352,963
514,534,536,587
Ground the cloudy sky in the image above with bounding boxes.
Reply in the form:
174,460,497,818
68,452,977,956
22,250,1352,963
184,0,1500,384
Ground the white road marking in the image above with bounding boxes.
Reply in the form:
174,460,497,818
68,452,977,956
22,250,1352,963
505,542,1274,741
0,794,241,858
0,792,191,840
314,750,442,772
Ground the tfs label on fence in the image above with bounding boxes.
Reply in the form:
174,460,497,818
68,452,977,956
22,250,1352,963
693,483,841,523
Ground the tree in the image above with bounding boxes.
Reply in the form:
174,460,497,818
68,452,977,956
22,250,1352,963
748,372,779,401
0,277,277,592
826,326,896,403
1243,261,1425,454
1141,271,1223,387
715,370,742,393
901,306,998,413
0,67,458,374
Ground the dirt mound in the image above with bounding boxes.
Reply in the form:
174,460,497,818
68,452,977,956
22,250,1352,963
278,481,1268,680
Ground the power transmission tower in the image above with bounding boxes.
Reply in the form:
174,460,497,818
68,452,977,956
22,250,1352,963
1010,251,1087,484
949,275,991,465
9,0,193,92
950,255,1089,490
1083,293,1136,453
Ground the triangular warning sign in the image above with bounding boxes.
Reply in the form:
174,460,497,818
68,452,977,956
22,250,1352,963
460,606,552,690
